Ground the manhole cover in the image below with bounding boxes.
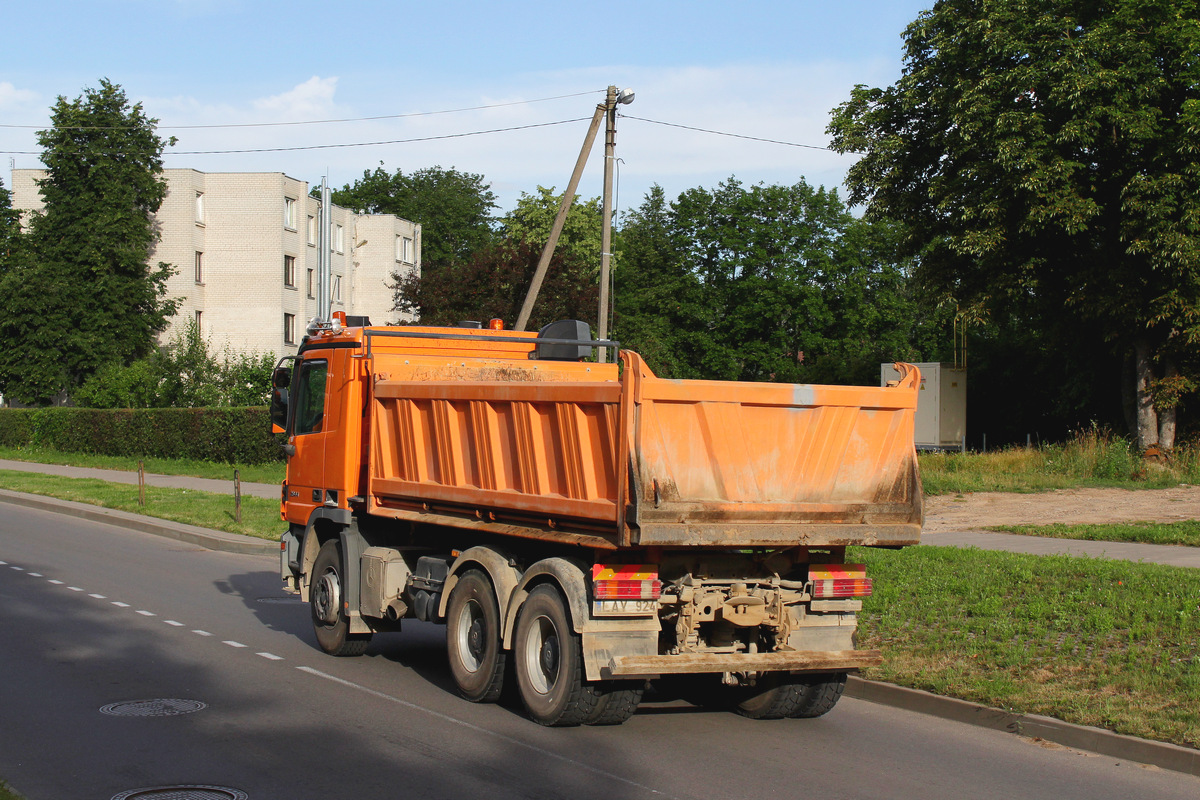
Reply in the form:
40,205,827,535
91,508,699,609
110,786,248,800
256,596,303,604
100,699,207,717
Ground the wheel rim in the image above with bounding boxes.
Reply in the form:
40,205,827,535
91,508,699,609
313,567,340,625
523,614,559,695
454,599,485,673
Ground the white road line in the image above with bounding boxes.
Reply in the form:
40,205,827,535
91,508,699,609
223,640,247,648
28,572,43,577
294,666,675,799
136,610,156,616
257,652,283,661
48,579,63,585
193,630,213,636
112,601,130,608
68,586,83,591
89,593,106,599
0,560,7,565
7,566,18,571
164,620,184,627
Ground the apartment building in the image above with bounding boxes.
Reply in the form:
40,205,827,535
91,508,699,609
10,169,421,358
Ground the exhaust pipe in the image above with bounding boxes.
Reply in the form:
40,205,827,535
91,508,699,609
385,598,408,622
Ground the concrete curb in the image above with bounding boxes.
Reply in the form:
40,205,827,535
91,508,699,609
0,489,278,556
846,676,1200,777
2,487,1196,776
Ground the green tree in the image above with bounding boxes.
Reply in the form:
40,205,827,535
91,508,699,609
391,240,598,331
0,177,21,264
828,0,1200,450
501,186,604,278
329,164,497,266
614,179,933,384
0,79,177,405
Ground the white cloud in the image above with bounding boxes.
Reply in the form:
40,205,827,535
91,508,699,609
0,82,38,111
253,76,340,119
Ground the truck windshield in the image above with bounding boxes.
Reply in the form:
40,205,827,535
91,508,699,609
293,359,328,435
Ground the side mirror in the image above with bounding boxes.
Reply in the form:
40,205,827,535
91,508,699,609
272,367,291,389
270,386,289,434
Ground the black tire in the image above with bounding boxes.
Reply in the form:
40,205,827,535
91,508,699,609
311,540,371,657
735,672,847,720
513,585,604,726
446,570,507,703
789,672,846,719
584,682,644,725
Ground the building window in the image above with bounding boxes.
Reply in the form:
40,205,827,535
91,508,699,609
194,251,203,283
195,310,203,336
397,235,414,263
307,269,315,299
195,192,204,224
284,313,296,345
284,255,296,287
333,275,342,303
307,215,316,246
284,197,297,230
334,224,344,253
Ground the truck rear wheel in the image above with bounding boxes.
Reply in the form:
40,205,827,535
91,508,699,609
446,569,507,703
311,540,371,657
514,584,605,726
735,672,846,720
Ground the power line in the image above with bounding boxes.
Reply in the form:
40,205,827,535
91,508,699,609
0,89,605,131
169,117,591,155
619,114,846,153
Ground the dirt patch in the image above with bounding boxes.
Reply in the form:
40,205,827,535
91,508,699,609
923,486,1200,534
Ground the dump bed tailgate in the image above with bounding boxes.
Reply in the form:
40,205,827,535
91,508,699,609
625,353,923,547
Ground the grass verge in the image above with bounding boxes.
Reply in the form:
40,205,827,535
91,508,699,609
0,444,285,485
853,544,1200,749
919,429,1200,494
0,780,25,800
993,521,1200,547
0,470,280,541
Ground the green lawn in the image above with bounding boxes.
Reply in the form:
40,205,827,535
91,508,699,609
994,520,1200,547
0,469,281,540
853,544,1200,749
919,432,1200,495
0,779,25,800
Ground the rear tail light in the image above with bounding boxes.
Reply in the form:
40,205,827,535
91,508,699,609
592,564,662,600
810,564,873,598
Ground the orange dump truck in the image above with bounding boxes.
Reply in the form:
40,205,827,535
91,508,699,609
272,316,923,726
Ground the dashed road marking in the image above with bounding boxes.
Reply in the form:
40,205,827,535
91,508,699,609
68,586,83,591
193,630,213,637
223,640,247,648
89,593,106,599
7,566,19,571
48,579,64,585
257,652,283,661
165,620,184,627
136,610,156,616
112,601,131,608
29,572,43,577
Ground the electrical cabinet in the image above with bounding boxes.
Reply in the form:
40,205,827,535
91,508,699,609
881,362,966,450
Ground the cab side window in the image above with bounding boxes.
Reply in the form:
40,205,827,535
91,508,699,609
293,359,328,435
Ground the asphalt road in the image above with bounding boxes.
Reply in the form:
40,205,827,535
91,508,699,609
2,505,1197,800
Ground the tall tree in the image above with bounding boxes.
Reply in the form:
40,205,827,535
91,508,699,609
614,179,932,385
501,186,604,278
0,177,20,265
0,80,178,405
391,240,597,331
828,0,1200,450
329,164,497,267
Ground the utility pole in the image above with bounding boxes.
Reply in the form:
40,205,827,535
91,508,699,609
515,85,634,338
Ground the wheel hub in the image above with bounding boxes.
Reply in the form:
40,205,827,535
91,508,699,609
314,570,340,625
539,635,559,677
467,618,484,660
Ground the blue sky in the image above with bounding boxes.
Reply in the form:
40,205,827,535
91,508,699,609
3,0,932,214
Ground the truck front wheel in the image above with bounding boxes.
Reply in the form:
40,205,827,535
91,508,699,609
311,540,371,657
446,570,507,703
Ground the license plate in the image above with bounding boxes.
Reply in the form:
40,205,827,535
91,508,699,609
592,599,657,616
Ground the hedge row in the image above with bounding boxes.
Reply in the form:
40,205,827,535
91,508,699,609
0,407,283,465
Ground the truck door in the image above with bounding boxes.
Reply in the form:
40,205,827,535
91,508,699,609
284,356,330,526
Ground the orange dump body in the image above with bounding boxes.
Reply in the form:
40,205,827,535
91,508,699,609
351,327,922,551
